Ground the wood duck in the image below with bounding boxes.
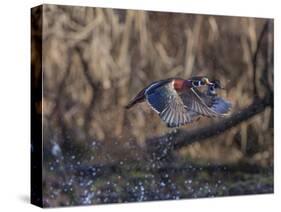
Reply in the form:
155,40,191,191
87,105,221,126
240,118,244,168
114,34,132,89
126,77,231,128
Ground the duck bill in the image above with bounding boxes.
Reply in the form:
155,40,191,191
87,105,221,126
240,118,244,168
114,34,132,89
205,79,213,85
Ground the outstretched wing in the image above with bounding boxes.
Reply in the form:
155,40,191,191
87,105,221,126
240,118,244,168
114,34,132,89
145,81,192,127
198,87,232,115
206,96,232,114
180,87,227,117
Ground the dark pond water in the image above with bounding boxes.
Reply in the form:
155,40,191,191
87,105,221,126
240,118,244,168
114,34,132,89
43,155,273,207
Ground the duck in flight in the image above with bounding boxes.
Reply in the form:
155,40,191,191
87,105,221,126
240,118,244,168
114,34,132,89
126,76,231,128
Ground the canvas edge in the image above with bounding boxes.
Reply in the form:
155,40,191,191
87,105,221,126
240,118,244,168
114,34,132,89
31,4,43,208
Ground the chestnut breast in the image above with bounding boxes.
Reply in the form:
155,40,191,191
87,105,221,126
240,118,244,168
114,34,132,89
173,79,191,92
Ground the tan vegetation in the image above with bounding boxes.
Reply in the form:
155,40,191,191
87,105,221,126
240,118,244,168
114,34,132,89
41,5,273,166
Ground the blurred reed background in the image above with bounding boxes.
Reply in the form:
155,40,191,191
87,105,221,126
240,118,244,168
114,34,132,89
33,4,273,206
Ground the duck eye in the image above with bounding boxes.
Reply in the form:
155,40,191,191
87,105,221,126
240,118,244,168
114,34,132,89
192,81,199,87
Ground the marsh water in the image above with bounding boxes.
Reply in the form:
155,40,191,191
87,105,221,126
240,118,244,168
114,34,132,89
42,140,273,207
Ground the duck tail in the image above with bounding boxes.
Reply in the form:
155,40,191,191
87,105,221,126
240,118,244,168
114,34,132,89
125,88,146,109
